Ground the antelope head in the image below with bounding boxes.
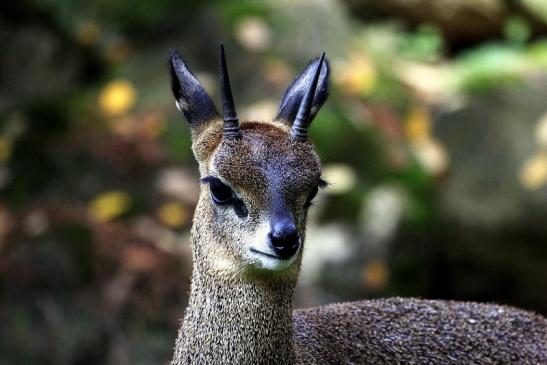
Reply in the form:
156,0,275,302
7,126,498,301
169,45,329,280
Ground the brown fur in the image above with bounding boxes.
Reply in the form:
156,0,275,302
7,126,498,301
172,119,547,365
294,298,546,364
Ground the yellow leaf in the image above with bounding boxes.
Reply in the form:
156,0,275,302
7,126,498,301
98,80,136,117
89,191,131,222
158,202,189,228
405,105,431,142
334,53,377,97
0,137,12,162
519,152,547,190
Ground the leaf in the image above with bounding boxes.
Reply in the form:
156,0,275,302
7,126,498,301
334,53,377,97
98,80,137,117
405,105,431,142
0,136,13,162
157,202,189,228
89,191,131,222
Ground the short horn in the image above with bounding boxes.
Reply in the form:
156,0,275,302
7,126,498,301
291,52,325,142
219,43,241,139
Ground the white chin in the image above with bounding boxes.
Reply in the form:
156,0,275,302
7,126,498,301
248,249,297,271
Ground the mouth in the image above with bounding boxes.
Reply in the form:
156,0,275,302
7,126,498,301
249,248,286,260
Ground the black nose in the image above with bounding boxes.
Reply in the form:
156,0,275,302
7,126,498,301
268,219,300,260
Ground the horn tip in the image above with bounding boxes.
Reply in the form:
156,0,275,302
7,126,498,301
219,43,241,139
318,52,326,67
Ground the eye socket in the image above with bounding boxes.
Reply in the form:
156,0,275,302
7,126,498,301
305,185,319,207
201,176,249,218
204,177,234,205
305,178,327,208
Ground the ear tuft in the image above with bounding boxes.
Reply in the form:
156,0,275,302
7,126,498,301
168,49,219,127
276,56,329,125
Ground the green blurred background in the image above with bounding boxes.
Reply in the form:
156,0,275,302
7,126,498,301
1,0,547,364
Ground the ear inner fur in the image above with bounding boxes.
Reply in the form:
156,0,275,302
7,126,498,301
277,56,330,127
169,49,219,135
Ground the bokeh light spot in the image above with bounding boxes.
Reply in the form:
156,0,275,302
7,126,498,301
89,191,131,222
322,164,357,195
361,259,389,290
235,17,271,51
0,137,13,162
519,152,547,190
158,202,189,228
98,79,137,117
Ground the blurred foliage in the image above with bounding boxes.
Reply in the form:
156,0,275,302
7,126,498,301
1,0,547,364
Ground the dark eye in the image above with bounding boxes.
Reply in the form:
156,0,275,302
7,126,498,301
206,177,234,205
200,176,248,218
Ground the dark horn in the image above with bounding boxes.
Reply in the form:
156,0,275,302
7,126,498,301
219,43,241,139
291,52,325,142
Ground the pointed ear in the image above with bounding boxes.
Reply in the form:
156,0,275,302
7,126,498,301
169,49,219,128
276,56,329,125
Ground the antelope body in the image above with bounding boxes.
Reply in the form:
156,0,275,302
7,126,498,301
168,46,547,364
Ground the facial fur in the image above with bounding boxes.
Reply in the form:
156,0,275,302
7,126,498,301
190,119,321,279
169,48,329,283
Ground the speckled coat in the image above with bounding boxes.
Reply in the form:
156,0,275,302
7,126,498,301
168,49,547,365
294,298,546,364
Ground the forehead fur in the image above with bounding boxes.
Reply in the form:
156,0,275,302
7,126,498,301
193,120,321,193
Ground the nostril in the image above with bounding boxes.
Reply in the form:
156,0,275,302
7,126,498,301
268,225,300,259
270,232,298,248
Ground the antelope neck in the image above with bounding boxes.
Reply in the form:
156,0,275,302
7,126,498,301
172,244,298,364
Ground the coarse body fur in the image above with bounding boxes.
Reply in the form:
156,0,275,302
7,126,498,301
294,298,546,364
168,49,547,364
